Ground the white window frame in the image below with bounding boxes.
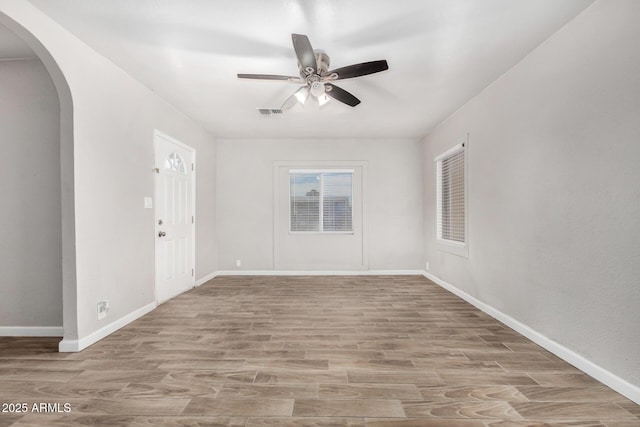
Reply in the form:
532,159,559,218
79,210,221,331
289,168,354,235
434,138,469,257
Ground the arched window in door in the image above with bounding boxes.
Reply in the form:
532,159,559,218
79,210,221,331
165,152,186,174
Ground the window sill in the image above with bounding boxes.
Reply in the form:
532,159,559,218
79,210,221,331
289,231,355,236
436,238,469,258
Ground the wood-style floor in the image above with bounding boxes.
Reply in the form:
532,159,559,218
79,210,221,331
1,275,638,426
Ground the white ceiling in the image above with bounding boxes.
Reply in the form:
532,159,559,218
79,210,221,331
25,0,594,139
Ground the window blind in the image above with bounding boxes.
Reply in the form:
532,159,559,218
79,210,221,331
290,172,320,232
322,172,353,232
290,170,353,233
437,146,465,243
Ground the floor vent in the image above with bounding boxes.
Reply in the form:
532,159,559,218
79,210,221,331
257,108,284,118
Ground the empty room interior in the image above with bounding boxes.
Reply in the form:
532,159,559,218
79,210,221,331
1,0,639,425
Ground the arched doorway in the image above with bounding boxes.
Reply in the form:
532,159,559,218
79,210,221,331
0,11,77,348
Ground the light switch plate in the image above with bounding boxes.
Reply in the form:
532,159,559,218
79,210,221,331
144,197,153,209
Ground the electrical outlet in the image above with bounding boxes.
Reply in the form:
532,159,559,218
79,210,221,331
97,300,109,320
235,259,242,268
425,261,430,270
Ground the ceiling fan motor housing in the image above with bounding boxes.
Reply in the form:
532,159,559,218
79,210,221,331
315,50,330,75
298,49,330,77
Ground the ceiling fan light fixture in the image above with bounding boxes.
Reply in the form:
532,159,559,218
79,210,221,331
310,81,325,98
294,87,309,104
317,93,330,107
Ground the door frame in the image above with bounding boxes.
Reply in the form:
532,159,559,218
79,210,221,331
153,129,196,303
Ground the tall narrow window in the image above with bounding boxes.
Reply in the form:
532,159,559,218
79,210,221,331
290,170,353,233
436,143,466,245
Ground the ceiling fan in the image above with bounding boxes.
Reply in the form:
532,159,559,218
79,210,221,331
237,34,388,109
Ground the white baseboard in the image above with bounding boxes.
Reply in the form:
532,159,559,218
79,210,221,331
0,326,63,337
195,271,218,286
58,301,156,352
213,269,425,276
423,271,640,405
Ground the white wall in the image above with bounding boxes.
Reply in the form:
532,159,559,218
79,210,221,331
0,2,217,348
423,0,640,393
66,40,218,342
216,139,423,271
0,58,61,329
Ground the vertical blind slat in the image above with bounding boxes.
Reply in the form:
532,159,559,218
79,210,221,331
437,148,465,243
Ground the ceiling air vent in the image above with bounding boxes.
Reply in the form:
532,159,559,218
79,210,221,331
257,108,284,118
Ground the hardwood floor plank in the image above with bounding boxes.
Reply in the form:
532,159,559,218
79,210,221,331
0,337,60,358
318,384,421,399
71,398,190,416
182,397,294,416
0,368,82,383
401,400,521,419
0,381,127,399
76,359,162,371
417,385,528,402
603,422,640,427
292,399,405,417
366,419,485,427
332,359,417,371
511,402,637,420
0,415,23,427
253,369,348,384
527,372,605,387
245,359,329,370
484,421,606,426
130,417,248,426
0,359,83,370
227,350,306,360
347,370,442,385
6,415,248,426
216,384,319,399
70,370,168,384
156,359,246,370
411,360,505,371
515,386,631,403
1,415,133,426
163,369,256,384
115,381,220,399
305,350,387,360
437,371,539,386
246,417,365,427
617,400,640,419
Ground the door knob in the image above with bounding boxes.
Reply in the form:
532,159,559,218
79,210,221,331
158,231,166,237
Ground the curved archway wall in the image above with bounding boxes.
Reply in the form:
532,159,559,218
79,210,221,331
0,33,65,335
0,16,75,340
0,2,218,351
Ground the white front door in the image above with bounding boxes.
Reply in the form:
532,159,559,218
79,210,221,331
154,131,195,304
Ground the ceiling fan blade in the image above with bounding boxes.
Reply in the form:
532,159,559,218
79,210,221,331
281,86,310,110
324,83,361,107
327,60,389,80
292,33,317,75
237,73,301,82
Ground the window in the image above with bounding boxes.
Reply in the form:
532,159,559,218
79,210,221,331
436,143,466,247
290,170,353,233
165,152,186,174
